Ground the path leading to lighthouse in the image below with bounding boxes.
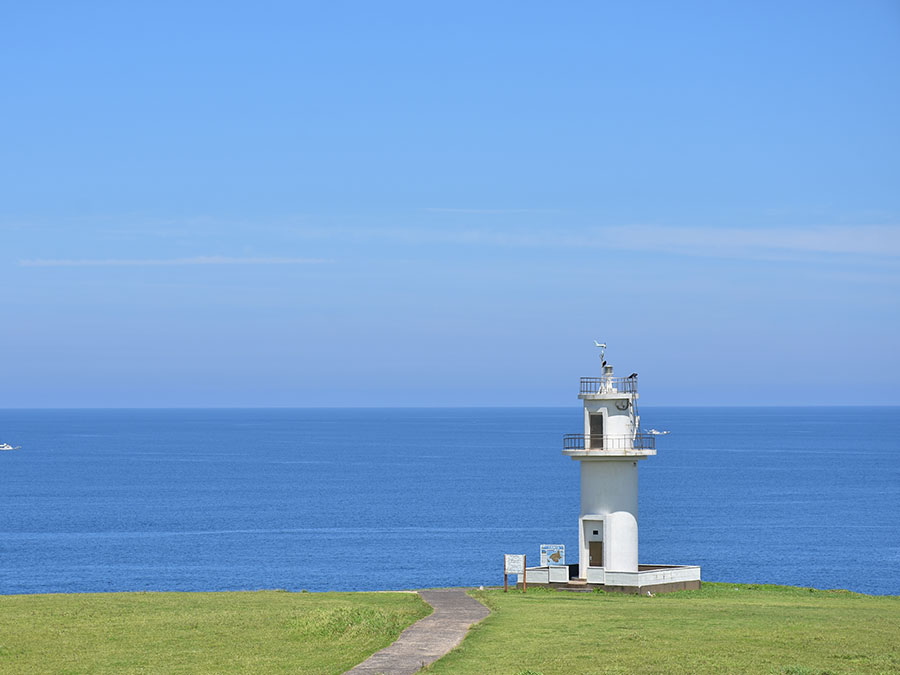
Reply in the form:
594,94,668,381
346,588,490,675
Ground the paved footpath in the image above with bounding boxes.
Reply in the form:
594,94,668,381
346,588,490,675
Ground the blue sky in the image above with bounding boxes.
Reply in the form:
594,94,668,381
2,1,898,407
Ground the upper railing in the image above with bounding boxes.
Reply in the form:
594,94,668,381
563,434,656,451
580,376,638,395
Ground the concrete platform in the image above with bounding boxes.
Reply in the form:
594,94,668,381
517,564,701,595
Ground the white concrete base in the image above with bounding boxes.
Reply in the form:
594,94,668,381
517,564,701,594
603,564,701,589
517,566,570,585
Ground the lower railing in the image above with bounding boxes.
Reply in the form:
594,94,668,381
563,434,656,451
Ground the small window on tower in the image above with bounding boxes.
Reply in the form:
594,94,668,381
593,530,599,535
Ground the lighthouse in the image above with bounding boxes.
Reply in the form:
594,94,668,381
554,343,701,593
515,343,700,592
563,342,652,580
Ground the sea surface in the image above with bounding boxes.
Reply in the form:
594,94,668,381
1,407,898,595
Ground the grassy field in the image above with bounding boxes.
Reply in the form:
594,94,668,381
2,584,897,674
0,590,430,674
428,583,900,674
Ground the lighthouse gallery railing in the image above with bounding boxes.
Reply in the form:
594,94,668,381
580,377,638,395
563,434,656,451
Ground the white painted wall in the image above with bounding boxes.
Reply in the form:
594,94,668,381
549,566,568,583
586,566,605,584
604,566,701,587
518,568,549,584
520,566,701,587
583,399,635,439
577,460,639,575
604,511,638,572
580,460,638,515
516,566,569,585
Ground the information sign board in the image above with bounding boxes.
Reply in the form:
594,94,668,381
540,544,566,567
504,554,525,575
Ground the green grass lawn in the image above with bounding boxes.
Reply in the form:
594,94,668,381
2,584,897,674
0,590,430,674
428,583,900,674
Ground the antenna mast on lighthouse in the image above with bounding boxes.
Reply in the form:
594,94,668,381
593,340,607,364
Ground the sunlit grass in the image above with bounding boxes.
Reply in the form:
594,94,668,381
427,583,900,674
0,590,430,674
4,583,896,674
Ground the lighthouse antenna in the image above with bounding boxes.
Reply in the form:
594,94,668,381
593,340,606,363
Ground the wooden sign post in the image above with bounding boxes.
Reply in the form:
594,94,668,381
504,554,526,593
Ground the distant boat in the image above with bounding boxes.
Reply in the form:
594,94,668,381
645,429,670,436
0,442,20,450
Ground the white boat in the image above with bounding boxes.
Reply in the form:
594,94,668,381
0,442,20,450
645,429,670,436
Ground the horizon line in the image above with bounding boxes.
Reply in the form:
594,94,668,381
1,404,898,410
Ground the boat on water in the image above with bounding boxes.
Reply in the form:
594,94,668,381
0,442,20,450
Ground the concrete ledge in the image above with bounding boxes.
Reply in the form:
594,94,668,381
516,563,701,595
517,579,701,594
606,564,701,588
517,566,569,585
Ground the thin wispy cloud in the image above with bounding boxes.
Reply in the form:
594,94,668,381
607,224,900,259
326,224,900,261
18,256,331,267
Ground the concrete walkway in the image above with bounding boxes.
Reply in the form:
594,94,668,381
346,589,490,675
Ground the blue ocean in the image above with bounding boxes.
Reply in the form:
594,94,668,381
1,407,897,595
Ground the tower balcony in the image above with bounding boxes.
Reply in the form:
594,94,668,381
562,434,656,457
579,376,638,398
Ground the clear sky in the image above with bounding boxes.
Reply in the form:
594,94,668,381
2,1,898,407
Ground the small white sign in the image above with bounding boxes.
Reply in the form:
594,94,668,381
505,554,525,574
540,544,566,567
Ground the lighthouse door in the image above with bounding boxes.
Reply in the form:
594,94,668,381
589,541,604,567
589,414,603,449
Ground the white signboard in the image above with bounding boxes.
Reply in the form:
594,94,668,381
504,554,525,575
540,544,566,567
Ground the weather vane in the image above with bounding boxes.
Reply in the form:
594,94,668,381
593,340,607,366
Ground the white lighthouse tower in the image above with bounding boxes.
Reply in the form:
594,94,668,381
563,342,651,580
558,343,701,592
515,343,700,592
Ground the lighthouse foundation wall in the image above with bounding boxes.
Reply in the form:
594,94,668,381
515,564,702,594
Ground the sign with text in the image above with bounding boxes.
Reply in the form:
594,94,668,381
504,554,525,575
540,544,566,567
541,544,566,567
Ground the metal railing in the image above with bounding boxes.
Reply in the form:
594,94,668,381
563,434,656,451
580,376,637,395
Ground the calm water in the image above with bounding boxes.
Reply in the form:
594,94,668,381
1,407,898,595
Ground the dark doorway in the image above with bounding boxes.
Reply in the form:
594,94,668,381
589,541,604,567
589,414,603,449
